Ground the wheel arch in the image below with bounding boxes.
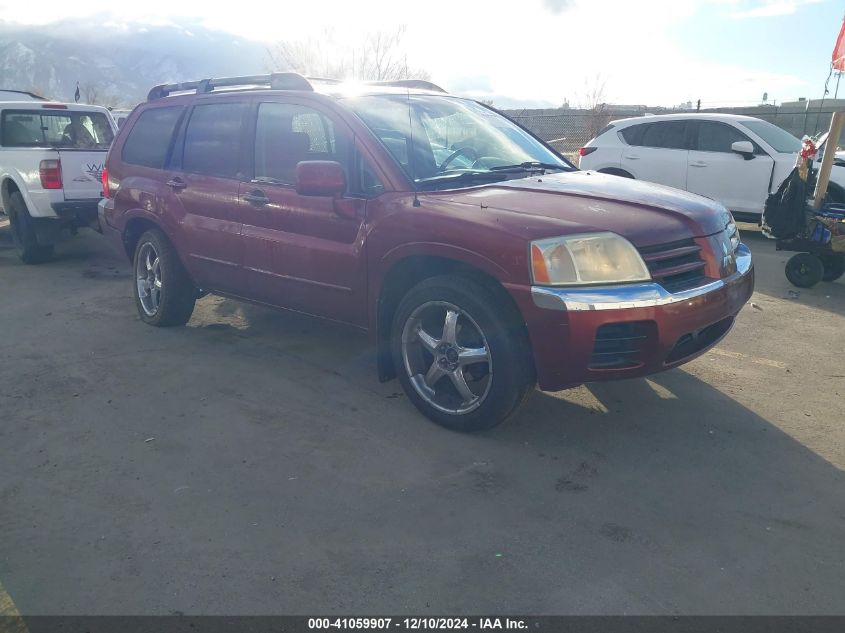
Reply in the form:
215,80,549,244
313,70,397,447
1,175,23,214
374,253,530,383
122,215,166,260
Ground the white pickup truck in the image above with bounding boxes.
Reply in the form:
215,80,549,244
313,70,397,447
0,99,117,263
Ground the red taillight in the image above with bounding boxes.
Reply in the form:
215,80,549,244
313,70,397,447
102,167,110,198
578,147,597,157
39,160,62,189
41,103,68,109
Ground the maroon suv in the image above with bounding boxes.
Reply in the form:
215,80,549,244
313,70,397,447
99,73,754,431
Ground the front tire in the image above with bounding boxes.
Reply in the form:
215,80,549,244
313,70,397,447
133,229,196,327
8,192,54,264
391,276,534,432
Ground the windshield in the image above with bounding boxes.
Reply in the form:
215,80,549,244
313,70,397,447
738,119,802,154
1,109,114,149
343,94,572,187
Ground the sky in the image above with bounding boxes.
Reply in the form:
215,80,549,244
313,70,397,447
0,0,842,108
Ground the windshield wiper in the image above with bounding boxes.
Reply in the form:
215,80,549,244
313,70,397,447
415,171,509,188
489,161,570,172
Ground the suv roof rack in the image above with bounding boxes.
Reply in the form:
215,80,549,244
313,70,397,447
147,73,314,101
363,79,446,93
147,74,448,101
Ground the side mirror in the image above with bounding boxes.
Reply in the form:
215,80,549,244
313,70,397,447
295,160,361,220
731,141,755,159
295,161,346,197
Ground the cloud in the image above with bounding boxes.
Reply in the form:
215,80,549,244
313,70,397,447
542,0,575,14
728,0,823,19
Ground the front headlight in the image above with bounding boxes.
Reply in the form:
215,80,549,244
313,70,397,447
530,232,651,286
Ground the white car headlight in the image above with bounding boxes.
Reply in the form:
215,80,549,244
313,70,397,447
530,232,651,286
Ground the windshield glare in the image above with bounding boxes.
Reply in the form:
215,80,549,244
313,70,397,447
344,95,571,186
739,119,802,154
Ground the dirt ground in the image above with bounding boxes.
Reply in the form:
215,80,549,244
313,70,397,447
0,220,843,615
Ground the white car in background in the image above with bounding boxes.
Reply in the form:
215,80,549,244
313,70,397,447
578,113,845,221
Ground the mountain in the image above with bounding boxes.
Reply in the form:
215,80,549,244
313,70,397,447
0,17,272,106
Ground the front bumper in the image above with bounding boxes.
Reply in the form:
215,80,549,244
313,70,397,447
511,244,754,391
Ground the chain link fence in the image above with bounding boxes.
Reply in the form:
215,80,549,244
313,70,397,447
505,110,617,163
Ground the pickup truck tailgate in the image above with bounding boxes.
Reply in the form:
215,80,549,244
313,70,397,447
59,150,108,200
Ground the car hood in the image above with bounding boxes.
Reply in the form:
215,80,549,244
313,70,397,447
434,171,732,247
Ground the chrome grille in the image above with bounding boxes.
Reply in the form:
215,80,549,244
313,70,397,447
638,238,706,292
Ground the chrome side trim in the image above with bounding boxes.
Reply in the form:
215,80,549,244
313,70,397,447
531,244,752,312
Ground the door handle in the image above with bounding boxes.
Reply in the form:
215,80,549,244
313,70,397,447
166,178,187,190
623,155,640,160
690,161,707,167
243,190,270,206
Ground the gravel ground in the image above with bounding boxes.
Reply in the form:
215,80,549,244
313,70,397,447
0,220,843,615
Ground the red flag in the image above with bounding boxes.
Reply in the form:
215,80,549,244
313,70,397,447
834,18,845,71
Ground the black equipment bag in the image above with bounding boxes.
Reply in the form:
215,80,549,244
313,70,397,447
762,167,808,239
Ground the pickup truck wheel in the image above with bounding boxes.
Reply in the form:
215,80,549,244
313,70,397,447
133,229,196,327
8,192,54,264
391,276,534,432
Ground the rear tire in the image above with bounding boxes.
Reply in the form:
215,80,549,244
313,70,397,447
785,253,823,288
8,192,54,264
390,276,535,432
133,229,196,327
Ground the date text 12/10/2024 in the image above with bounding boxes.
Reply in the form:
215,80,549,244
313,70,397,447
307,618,528,630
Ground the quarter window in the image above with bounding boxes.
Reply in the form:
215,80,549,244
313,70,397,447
640,121,688,150
619,123,648,146
122,106,182,169
182,102,247,178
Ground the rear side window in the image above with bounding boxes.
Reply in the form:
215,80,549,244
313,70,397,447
2,110,113,149
122,107,183,169
182,102,247,178
695,121,755,153
619,123,648,146
640,121,688,149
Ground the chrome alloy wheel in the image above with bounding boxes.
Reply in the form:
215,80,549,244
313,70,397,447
401,301,493,415
136,242,162,317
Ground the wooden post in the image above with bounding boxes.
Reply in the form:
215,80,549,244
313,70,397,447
813,110,845,209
